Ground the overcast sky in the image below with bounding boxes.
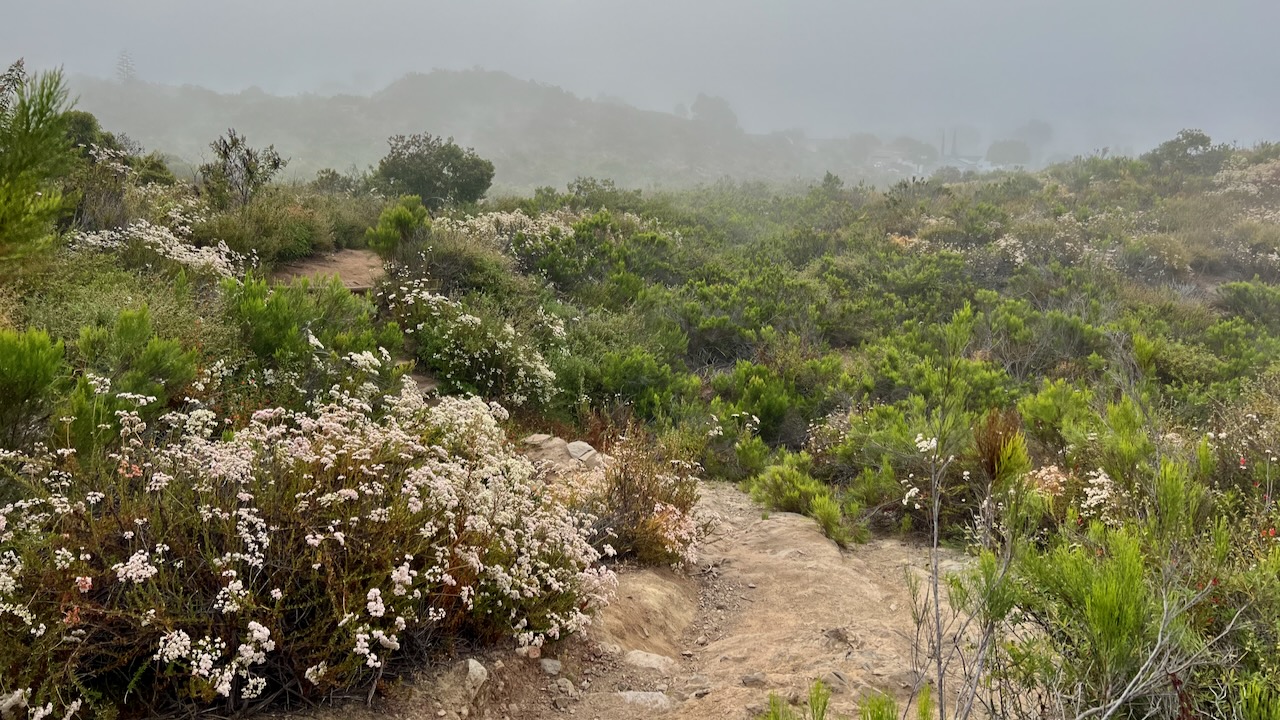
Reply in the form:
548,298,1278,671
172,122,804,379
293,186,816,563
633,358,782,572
6,0,1279,153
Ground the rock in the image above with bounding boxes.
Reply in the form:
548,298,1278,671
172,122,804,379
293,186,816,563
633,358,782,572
556,678,576,697
695,635,708,646
526,645,541,659
578,451,602,469
741,672,768,688
540,658,562,676
617,691,673,711
820,670,852,695
462,659,488,702
566,440,596,459
623,649,676,673
522,433,552,446
437,659,488,709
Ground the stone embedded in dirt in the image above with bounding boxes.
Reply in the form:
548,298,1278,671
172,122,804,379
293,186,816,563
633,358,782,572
695,635,708,646
566,440,596,459
435,658,488,710
617,691,674,710
540,658,563,675
623,649,677,673
462,659,488,702
522,433,552,446
741,672,768,688
555,678,576,697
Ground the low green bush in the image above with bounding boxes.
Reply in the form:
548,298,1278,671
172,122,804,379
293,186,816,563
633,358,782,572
0,327,64,451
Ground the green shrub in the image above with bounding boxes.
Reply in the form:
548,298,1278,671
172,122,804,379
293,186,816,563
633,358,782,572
365,195,429,258
757,680,838,720
750,453,826,516
598,348,700,420
0,328,65,450
61,306,196,459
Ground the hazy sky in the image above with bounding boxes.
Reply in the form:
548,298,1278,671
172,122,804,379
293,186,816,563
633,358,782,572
7,0,1279,152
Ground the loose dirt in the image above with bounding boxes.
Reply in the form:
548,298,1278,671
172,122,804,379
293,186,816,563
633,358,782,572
271,249,385,293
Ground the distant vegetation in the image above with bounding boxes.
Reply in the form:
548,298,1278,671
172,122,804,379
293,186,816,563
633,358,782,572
5,58,1280,718
68,70,1051,192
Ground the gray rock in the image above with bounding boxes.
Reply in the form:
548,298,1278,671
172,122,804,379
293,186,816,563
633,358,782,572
555,678,576,697
462,659,488,702
617,691,673,710
566,440,596,459
741,672,768,688
522,433,552,446
577,448,602,469
623,649,677,673
540,658,562,676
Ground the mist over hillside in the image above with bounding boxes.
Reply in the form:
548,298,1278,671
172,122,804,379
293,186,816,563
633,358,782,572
67,70,964,191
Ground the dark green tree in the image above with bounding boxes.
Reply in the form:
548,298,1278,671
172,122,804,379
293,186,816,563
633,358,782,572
0,60,74,260
375,133,494,207
198,128,286,209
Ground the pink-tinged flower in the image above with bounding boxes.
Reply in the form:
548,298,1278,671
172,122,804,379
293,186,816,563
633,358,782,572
75,576,93,593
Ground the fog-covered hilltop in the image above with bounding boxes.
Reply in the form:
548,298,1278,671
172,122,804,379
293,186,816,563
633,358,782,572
68,69,1015,191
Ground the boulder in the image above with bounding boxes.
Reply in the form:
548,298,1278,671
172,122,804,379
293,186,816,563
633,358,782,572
623,649,677,674
617,691,674,711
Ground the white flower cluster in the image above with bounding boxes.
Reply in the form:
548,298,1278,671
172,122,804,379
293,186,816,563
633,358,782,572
70,220,243,278
0,377,613,712
382,274,556,407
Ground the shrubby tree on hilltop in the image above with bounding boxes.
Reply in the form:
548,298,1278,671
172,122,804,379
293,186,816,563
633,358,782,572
986,139,1032,166
375,132,495,207
198,128,287,209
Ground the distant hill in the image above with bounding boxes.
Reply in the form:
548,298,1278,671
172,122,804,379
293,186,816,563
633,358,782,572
68,70,903,191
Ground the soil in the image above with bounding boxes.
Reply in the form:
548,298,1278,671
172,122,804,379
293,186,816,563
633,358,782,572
298,481,957,720
271,249,385,293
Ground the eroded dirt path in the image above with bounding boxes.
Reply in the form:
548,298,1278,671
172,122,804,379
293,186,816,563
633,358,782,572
272,249,384,292
511,481,945,719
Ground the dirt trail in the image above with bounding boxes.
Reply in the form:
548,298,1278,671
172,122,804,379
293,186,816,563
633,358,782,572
461,480,954,720
272,249,384,293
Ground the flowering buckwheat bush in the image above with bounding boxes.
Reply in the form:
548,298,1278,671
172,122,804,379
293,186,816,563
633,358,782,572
0,379,612,717
381,272,556,407
71,219,244,278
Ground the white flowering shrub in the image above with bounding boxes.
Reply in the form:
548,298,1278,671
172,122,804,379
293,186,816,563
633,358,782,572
0,380,613,717
70,219,244,278
383,272,555,407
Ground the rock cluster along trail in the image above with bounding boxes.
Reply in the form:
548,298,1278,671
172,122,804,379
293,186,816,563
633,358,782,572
334,478,952,720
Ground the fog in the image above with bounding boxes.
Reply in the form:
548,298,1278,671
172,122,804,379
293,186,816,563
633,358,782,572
6,0,1279,184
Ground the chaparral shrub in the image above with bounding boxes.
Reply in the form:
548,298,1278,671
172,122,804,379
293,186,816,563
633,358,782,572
0,380,614,718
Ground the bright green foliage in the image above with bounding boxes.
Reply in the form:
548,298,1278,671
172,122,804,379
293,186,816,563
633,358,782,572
757,680,840,720
750,452,826,515
62,306,196,458
857,692,899,720
222,275,399,368
365,194,429,257
597,347,700,420
1018,378,1096,450
0,61,74,259
0,328,65,450
1017,528,1180,714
